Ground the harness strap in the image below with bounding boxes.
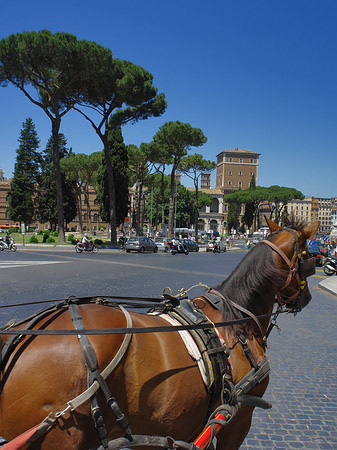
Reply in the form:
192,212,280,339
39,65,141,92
208,289,267,347
66,304,132,411
259,239,297,289
0,416,54,449
236,332,258,370
69,302,132,438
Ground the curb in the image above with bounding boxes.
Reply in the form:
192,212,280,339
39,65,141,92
318,277,337,297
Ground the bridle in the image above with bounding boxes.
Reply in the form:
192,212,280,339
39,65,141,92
260,228,316,308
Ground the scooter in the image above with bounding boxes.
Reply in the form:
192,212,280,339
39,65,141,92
75,239,98,254
323,256,337,276
0,237,17,252
170,243,189,255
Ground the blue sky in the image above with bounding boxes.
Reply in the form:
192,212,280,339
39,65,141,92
1,0,336,198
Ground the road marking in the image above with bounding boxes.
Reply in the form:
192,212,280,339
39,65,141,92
0,261,70,269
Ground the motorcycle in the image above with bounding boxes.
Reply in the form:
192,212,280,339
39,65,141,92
0,237,17,252
212,242,220,253
170,242,189,255
75,239,98,254
323,256,337,276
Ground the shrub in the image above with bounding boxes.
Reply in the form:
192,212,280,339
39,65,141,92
94,239,103,246
43,230,51,243
67,234,75,243
46,237,55,244
29,235,39,243
37,230,44,235
53,231,58,237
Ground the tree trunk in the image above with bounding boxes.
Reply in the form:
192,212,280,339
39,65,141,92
194,181,199,242
86,184,92,232
76,185,84,234
102,133,117,244
168,170,175,238
160,171,165,226
51,118,65,243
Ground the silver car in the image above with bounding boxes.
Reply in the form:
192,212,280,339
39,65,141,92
125,236,158,253
154,238,170,252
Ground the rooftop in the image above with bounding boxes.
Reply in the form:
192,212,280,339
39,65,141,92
216,148,261,157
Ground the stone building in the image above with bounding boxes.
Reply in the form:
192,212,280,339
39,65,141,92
196,149,260,235
0,168,106,232
287,197,337,234
216,148,260,194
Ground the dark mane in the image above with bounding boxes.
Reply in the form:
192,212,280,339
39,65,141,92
212,242,288,324
281,216,307,231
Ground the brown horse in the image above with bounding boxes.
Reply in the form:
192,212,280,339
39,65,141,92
0,218,318,450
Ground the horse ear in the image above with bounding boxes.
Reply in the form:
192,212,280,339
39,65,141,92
302,221,320,240
265,216,280,232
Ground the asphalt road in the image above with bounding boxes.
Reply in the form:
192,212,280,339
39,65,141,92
0,245,336,449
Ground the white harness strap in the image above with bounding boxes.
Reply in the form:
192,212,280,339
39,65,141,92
155,313,209,386
62,305,132,413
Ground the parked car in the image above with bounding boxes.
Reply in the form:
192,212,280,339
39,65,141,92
182,239,199,252
206,241,227,252
307,245,324,266
155,238,171,252
125,236,158,253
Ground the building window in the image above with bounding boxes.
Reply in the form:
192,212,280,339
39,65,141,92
249,172,253,176
239,171,243,176
228,170,232,175
239,158,243,163
228,181,232,185
238,181,242,186
250,159,254,163
229,157,232,162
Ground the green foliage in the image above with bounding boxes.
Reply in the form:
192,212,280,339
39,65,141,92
53,231,58,237
67,234,75,243
143,175,212,228
46,236,55,244
152,121,207,236
42,230,51,243
0,30,113,242
227,202,241,233
93,238,103,245
37,230,44,235
36,134,76,228
29,235,39,243
225,184,305,229
7,118,41,224
96,126,129,226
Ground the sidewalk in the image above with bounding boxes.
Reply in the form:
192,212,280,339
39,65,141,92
318,275,337,297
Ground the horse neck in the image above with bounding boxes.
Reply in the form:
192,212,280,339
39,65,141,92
214,245,280,329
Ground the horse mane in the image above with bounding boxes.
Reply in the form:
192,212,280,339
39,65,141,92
281,216,307,232
211,238,288,325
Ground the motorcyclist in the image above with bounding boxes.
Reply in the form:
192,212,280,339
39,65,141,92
212,238,219,252
82,233,90,250
5,232,11,248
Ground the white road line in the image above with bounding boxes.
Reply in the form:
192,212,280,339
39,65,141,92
0,261,70,269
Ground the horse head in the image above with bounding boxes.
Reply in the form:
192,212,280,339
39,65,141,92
265,217,319,312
